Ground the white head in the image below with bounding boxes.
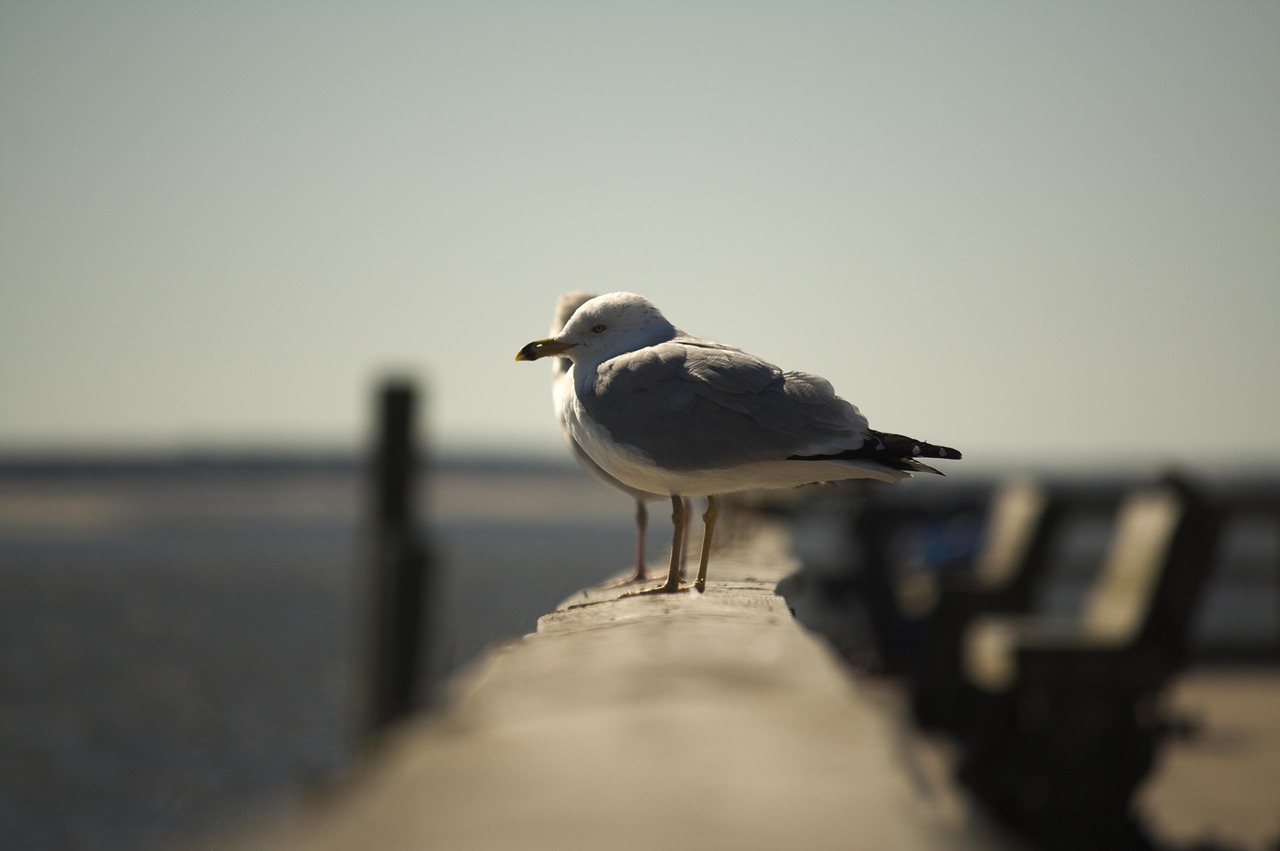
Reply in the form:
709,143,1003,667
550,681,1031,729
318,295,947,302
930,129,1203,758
551,291,598,336
517,292,677,366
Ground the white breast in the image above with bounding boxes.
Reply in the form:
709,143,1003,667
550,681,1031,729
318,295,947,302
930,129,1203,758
563,397,672,494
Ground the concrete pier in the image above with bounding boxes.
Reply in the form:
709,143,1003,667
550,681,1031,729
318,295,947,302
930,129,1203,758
238,515,1280,851
244,520,1019,850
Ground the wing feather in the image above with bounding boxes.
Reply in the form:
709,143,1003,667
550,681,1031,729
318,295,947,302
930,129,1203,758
582,339,871,470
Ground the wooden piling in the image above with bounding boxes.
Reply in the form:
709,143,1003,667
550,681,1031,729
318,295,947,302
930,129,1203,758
356,378,431,752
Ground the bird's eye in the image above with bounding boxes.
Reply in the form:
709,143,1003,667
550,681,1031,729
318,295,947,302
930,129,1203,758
591,324,607,333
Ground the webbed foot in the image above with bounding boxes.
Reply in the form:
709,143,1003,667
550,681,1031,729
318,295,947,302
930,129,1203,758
620,580,696,597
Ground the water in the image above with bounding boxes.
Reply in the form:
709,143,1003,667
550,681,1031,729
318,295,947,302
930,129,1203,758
0,456,641,851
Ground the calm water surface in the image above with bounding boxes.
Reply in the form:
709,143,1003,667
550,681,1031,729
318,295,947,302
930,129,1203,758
0,457,640,851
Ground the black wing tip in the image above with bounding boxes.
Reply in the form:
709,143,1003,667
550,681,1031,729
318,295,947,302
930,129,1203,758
789,431,962,474
866,429,962,462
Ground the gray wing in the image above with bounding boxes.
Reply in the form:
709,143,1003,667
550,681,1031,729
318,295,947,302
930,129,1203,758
583,337,870,470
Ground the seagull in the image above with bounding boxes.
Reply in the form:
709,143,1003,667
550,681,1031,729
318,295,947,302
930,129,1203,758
548,292,689,582
516,292,961,595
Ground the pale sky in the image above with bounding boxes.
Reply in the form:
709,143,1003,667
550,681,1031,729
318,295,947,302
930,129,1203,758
2,1,1278,468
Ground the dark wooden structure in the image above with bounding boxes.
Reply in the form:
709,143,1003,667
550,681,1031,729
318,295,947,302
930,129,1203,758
356,379,433,752
909,481,1068,731
955,479,1224,848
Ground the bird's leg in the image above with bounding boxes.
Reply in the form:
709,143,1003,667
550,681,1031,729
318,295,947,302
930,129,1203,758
631,500,648,582
622,495,688,595
693,495,718,593
675,493,686,580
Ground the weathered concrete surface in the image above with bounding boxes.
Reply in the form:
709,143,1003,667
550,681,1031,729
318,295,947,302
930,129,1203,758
243,522,1017,850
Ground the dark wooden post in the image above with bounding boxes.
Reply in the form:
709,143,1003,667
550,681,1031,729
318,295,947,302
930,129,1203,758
358,378,431,752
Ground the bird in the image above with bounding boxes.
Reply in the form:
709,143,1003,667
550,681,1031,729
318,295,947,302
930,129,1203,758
516,292,961,595
547,292,689,583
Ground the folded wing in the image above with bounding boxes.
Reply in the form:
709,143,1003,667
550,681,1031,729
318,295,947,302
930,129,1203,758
584,338,873,471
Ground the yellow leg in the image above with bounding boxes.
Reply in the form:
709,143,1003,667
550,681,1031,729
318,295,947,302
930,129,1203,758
622,495,688,596
677,497,690,580
694,495,717,593
631,500,648,582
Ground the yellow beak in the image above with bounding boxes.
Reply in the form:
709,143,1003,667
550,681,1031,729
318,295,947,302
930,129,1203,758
515,338,577,362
